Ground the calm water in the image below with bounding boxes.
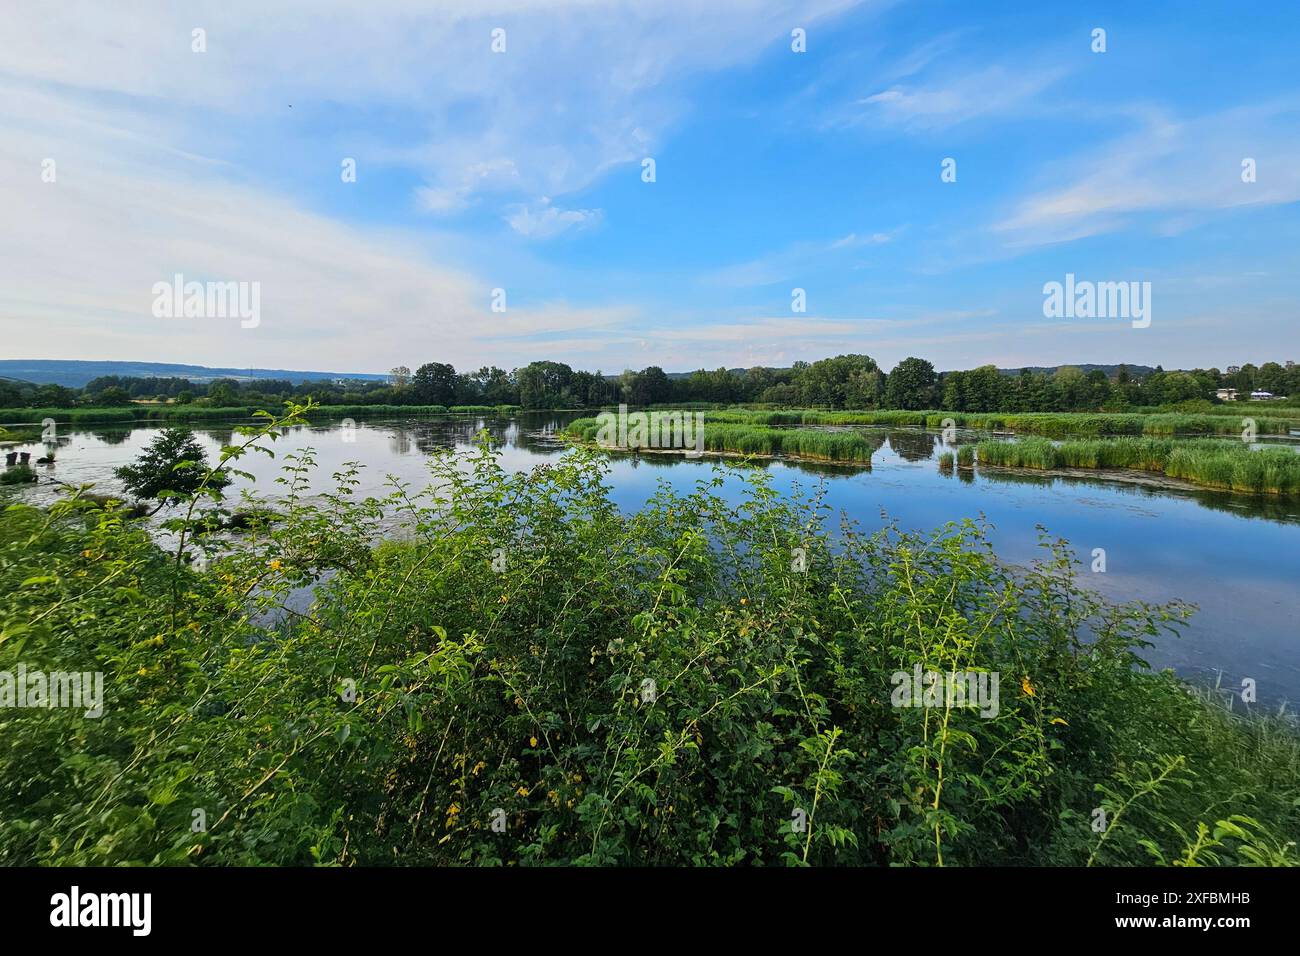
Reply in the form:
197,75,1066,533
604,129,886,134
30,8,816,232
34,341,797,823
9,412,1300,704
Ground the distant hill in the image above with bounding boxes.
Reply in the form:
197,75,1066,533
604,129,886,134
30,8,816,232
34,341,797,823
0,360,389,388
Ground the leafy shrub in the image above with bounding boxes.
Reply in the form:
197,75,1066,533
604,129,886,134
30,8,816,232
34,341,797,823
0,464,37,485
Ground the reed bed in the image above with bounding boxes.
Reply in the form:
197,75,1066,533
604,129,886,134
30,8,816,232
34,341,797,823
565,417,873,463
975,437,1300,495
701,408,1300,437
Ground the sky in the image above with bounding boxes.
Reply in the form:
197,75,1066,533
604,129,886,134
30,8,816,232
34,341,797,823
1,0,1298,375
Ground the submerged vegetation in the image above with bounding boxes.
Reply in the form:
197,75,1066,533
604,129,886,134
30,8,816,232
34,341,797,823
976,437,1300,495
0,464,37,485
1,405,1296,866
0,426,42,444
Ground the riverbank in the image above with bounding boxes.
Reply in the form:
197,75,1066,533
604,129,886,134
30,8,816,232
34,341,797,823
0,403,522,426
7,402,1299,438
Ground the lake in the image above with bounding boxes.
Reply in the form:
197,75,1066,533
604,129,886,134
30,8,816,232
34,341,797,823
10,411,1300,705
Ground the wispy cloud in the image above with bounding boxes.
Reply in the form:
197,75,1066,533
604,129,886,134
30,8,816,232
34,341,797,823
705,231,898,287
996,101,1300,246
852,62,1068,131
505,198,604,238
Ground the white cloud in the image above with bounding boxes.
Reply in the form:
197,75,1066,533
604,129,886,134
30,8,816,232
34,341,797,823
505,198,603,238
0,1,872,210
0,0,879,371
996,102,1300,246
854,62,1067,130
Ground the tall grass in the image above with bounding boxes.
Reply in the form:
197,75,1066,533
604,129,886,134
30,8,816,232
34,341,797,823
975,437,1300,495
565,416,874,463
701,408,1300,437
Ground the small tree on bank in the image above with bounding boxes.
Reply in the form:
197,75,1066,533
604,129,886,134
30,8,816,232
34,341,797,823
115,427,230,514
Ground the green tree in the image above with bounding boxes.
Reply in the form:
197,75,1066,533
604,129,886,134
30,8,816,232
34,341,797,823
1256,362,1287,394
114,428,231,513
516,361,574,408
94,386,133,406
411,362,458,405
883,357,937,410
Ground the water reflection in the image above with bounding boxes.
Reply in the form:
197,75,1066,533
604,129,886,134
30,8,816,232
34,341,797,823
887,429,937,462
86,427,133,445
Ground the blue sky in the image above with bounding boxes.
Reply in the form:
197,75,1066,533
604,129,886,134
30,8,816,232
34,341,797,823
2,0,1298,374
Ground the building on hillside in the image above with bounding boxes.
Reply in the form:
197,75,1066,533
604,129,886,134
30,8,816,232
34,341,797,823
1250,390,1275,400
1216,388,1238,401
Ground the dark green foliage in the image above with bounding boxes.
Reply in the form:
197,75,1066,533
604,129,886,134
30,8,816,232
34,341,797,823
114,427,231,505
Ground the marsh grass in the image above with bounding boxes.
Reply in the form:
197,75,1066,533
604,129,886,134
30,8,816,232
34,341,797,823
975,437,1300,494
565,417,874,463
701,408,1300,437
0,464,37,485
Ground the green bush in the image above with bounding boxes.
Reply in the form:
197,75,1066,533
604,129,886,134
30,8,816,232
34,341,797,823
0,464,37,485
1,431,1296,866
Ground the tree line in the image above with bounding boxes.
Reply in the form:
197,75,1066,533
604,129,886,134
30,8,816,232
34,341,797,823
1,355,1296,412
